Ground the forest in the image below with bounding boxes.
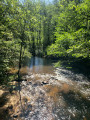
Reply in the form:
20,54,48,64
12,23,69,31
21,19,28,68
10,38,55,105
0,0,90,84
0,0,90,120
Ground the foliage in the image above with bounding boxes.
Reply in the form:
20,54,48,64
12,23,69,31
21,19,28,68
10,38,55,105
0,0,90,85
0,0,32,85
47,0,90,59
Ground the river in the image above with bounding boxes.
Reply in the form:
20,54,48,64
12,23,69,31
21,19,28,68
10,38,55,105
15,57,90,120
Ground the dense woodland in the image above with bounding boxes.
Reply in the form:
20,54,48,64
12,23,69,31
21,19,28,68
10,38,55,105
0,0,90,85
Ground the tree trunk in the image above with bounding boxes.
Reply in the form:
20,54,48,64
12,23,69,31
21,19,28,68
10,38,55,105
18,41,23,81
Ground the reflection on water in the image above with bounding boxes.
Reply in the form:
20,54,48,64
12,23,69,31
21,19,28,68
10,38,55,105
30,57,44,67
29,57,54,74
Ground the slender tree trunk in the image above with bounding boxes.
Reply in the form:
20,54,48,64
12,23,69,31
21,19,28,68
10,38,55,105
18,41,23,81
32,28,35,56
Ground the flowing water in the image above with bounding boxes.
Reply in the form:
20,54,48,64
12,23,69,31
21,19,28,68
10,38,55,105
16,57,90,120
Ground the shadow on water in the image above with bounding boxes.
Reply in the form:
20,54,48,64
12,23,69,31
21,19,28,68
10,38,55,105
60,90,90,120
56,58,90,81
17,82,25,117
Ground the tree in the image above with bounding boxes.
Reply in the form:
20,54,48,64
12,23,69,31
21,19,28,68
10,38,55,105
47,0,90,59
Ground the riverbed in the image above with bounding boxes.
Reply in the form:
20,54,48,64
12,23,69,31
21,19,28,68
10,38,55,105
13,57,90,120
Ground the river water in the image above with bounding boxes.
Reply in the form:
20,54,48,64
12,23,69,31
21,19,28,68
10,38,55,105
16,57,90,120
